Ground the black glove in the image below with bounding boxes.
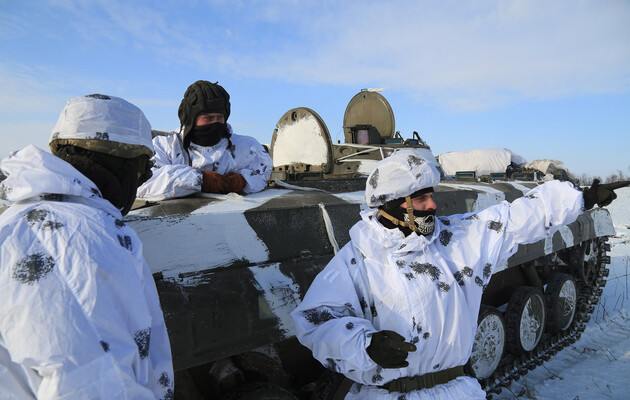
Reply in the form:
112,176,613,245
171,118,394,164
583,179,630,210
366,330,416,369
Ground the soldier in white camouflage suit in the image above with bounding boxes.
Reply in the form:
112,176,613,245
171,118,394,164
292,152,625,399
0,95,173,399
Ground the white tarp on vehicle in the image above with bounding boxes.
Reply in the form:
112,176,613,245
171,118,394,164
525,159,571,177
438,148,526,176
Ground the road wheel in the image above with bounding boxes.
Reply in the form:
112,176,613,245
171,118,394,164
506,286,546,355
545,273,578,333
468,305,506,379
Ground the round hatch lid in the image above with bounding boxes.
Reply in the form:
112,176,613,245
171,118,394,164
343,90,395,143
270,107,333,173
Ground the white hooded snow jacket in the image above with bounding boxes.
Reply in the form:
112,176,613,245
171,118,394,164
0,146,173,400
137,125,272,200
292,180,583,399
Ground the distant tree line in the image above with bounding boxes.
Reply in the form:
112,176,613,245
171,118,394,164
577,166,630,186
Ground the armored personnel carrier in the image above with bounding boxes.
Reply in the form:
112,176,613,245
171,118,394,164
126,90,615,399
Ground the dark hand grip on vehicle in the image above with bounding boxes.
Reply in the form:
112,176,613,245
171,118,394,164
366,330,417,369
583,179,630,209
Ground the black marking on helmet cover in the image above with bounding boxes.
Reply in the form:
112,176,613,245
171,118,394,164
13,253,55,284
483,263,492,279
159,372,171,387
24,209,49,226
407,155,425,167
42,221,64,231
86,94,111,100
304,308,335,325
41,194,65,202
51,132,61,140
117,235,133,251
114,219,125,228
368,168,379,188
487,220,503,232
396,259,405,269
346,322,354,330
325,358,339,372
372,367,384,383
439,217,451,226
438,281,451,292
100,341,110,352
398,243,406,250
433,364,440,370
351,258,357,265
464,214,479,221
423,332,430,339
134,327,151,359
410,262,441,281
524,193,537,199
475,276,484,287
439,230,452,246
397,395,407,400
94,132,110,141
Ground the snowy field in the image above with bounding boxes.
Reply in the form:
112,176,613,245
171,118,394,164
492,187,630,400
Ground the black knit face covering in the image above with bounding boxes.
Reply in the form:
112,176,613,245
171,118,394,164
189,122,230,147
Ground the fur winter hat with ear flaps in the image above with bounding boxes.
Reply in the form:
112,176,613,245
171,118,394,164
365,152,441,208
48,94,154,158
178,80,231,141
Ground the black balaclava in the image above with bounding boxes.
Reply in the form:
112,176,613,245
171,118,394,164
378,187,436,237
178,80,231,150
188,122,231,147
55,145,151,216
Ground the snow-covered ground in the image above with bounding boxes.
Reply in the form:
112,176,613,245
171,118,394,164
492,187,630,400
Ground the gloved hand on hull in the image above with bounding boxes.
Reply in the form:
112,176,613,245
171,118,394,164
366,330,416,369
582,179,630,210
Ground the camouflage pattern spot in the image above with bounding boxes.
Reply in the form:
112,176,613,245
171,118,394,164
398,244,406,250
159,372,171,387
396,259,406,269
41,194,65,202
163,389,174,400
250,169,261,176
370,304,378,318
13,253,55,285
86,94,111,100
94,132,110,141
325,358,338,372
371,367,384,383
439,230,453,246
304,308,335,325
346,322,354,330
404,272,415,280
439,217,451,226
407,155,425,168
438,281,451,292
397,396,407,400
100,341,110,352
24,209,49,226
410,336,419,345
196,175,203,187
410,262,441,281
51,132,61,140
228,144,236,158
133,327,151,359
114,219,125,228
487,220,503,233
483,263,492,279
369,168,379,188
462,266,473,277
465,214,479,221
344,302,355,314
423,332,430,339
351,258,357,265
42,221,64,230
524,193,537,199
360,297,368,310
454,271,465,286
117,235,133,251
433,364,440,370
475,276,484,287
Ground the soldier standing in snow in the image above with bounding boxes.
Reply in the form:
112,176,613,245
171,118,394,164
292,152,626,399
0,95,173,399
137,80,272,200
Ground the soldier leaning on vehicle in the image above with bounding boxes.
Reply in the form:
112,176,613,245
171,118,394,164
291,152,627,400
0,94,173,399
137,80,272,200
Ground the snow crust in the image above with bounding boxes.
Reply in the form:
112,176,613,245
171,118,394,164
272,114,329,167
